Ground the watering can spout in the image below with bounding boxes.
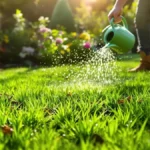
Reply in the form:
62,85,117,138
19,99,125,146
103,43,111,49
103,43,121,53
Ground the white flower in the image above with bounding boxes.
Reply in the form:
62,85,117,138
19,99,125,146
63,38,68,41
38,16,50,23
49,36,53,40
19,46,35,58
22,46,35,54
62,45,68,50
45,17,50,22
38,16,44,21
19,52,26,58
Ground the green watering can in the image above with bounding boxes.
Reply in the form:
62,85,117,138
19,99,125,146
102,16,135,54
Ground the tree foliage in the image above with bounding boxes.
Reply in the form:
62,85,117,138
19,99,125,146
75,0,137,35
0,0,56,29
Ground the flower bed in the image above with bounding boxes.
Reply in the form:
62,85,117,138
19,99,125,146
0,10,98,66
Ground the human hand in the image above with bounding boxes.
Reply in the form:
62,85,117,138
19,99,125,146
108,6,122,23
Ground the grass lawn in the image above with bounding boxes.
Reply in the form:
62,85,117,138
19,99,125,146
0,53,150,150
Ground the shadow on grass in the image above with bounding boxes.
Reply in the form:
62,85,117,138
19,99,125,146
0,67,41,84
117,53,140,62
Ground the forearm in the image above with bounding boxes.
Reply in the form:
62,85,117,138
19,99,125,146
114,0,128,8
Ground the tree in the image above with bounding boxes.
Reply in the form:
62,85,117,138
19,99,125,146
50,0,76,32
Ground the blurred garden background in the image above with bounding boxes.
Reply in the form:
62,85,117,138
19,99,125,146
0,0,137,67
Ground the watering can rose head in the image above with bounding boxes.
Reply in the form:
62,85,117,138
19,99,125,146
102,16,135,54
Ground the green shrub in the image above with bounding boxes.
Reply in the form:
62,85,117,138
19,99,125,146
50,0,76,32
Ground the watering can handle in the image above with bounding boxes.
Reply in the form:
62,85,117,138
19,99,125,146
110,16,128,29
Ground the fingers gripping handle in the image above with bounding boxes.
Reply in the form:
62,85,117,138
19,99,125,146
110,16,128,30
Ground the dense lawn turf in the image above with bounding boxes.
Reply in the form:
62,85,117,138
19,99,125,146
0,54,150,150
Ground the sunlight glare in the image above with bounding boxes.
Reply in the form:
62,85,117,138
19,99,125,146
85,0,97,4
86,0,97,2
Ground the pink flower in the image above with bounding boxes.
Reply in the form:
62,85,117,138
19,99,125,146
56,38,63,44
39,27,51,33
83,42,91,49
